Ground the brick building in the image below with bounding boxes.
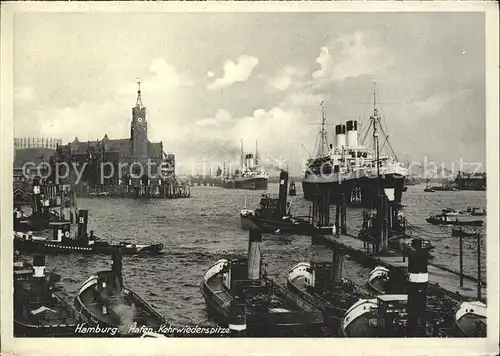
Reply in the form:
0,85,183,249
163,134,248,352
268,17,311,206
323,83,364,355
52,83,175,188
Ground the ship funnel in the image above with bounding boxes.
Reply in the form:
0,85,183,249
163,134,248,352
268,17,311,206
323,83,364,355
346,120,358,148
278,170,289,216
247,229,262,280
77,210,89,239
336,124,346,149
32,254,46,278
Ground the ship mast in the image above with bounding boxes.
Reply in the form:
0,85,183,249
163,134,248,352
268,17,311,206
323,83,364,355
240,139,244,168
318,101,328,156
374,90,382,193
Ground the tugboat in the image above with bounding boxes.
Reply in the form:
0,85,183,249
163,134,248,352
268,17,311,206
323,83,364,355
74,247,165,335
342,240,458,337
14,210,164,256
426,213,483,227
14,178,78,232
288,180,296,196
454,301,487,337
14,254,81,336
286,257,371,334
201,229,326,336
240,171,320,235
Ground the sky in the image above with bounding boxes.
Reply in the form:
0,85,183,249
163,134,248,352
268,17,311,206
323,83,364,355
13,12,486,175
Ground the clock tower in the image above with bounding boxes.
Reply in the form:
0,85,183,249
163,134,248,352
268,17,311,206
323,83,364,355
131,79,148,170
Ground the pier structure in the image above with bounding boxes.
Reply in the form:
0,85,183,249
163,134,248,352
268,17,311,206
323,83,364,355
310,188,486,304
188,176,222,187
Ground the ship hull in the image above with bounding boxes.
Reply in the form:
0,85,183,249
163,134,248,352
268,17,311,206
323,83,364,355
302,173,405,208
14,236,164,256
222,177,268,190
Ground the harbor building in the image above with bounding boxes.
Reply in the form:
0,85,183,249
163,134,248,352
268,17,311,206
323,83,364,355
51,82,184,198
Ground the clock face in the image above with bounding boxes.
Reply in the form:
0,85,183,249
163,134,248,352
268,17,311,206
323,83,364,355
137,117,143,123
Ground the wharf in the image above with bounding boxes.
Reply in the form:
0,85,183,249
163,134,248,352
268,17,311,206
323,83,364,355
313,233,486,303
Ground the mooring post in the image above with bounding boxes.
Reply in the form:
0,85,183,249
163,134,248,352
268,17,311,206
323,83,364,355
340,193,347,234
407,239,428,337
331,247,344,284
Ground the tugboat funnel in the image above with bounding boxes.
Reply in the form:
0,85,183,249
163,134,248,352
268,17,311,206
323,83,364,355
278,171,289,216
32,254,46,278
247,228,262,280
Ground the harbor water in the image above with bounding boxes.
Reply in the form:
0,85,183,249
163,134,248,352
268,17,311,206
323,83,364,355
42,183,486,327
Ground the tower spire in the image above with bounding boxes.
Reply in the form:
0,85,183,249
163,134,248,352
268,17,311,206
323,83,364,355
135,77,143,108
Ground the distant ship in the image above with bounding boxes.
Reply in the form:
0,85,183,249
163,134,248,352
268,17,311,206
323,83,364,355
221,139,269,190
302,87,408,208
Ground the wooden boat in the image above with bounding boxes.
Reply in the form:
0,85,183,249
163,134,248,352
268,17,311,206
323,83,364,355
451,227,480,238
426,214,483,227
74,248,165,336
423,183,435,193
14,254,82,337
286,261,370,334
14,210,164,256
201,229,326,336
441,208,462,216
288,181,296,196
465,207,487,216
454,301,487,337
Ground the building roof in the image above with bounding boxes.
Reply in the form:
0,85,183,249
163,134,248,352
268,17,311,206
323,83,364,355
14,148,55,167
63,135,163,158
148,142,163,158
68,136,132,156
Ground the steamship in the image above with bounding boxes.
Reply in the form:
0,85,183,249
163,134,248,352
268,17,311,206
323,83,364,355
302,91,408,208
221,139,269,190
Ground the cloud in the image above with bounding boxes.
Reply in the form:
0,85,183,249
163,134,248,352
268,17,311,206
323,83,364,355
38,57,192,142
206,71,215,78
14,86,35,101
267,66,306,91
312,32,392,82
206,55,259,90
194,109,232,127
117,57,193,97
